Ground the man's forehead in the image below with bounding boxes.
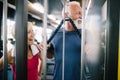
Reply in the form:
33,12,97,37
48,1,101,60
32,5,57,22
70,5,81,12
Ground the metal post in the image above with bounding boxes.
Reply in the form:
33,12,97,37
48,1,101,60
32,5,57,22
0,2,3,40
105,0,119,80
15,0,28,80
42,0,48,79
2,0,8,80
118,16,120,80
62,0,69,80
81,0,86,79
0,0,3,2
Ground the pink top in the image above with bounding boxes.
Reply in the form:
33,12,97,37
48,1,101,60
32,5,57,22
11,54,39,80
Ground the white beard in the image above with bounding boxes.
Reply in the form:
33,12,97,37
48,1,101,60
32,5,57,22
73,19,82,29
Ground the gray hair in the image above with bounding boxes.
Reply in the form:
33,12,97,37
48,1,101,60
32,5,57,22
62,1,80,17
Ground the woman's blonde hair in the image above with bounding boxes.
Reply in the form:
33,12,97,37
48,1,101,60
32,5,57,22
10,22,33,39
10,23,15,38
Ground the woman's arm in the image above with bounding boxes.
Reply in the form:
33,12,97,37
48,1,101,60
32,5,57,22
0,57,3,70
0,49,14,70
38,52,43,77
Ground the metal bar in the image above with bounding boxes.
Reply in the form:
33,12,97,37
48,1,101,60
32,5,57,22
105,0,119,80
81,0,86,79
2,0,8,79
42,0,48,79
0,0,3,2
15,0,28,80
0,3,3,40
118,19,120,80
104,21,107,80
62,0,68,79
62,20,65,80
62,21,65,80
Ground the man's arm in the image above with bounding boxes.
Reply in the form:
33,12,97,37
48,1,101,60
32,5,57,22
38,43,54,59
47,44,54,59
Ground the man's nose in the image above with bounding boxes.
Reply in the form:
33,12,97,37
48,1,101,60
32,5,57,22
78,16,82,19
79,13,82,19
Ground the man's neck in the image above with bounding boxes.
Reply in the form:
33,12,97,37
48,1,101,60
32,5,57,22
65,22,74,31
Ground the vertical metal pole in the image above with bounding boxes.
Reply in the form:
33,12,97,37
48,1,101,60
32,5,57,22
15,0,28,80
43,0,48,79
2,0,8,80
81,0,86,79
118,16,120,80
62,0,69,80
62,23,65,80
105,0,119,80
62,14,65,80
0,2,3,40
104,22,107,80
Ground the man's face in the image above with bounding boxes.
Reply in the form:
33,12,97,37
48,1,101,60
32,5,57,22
69,5,82,28
69,5,82,20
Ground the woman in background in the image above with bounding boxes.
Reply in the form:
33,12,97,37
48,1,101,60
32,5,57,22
0,22,43,80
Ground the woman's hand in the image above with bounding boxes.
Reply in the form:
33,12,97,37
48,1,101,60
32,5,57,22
8,49,15,65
